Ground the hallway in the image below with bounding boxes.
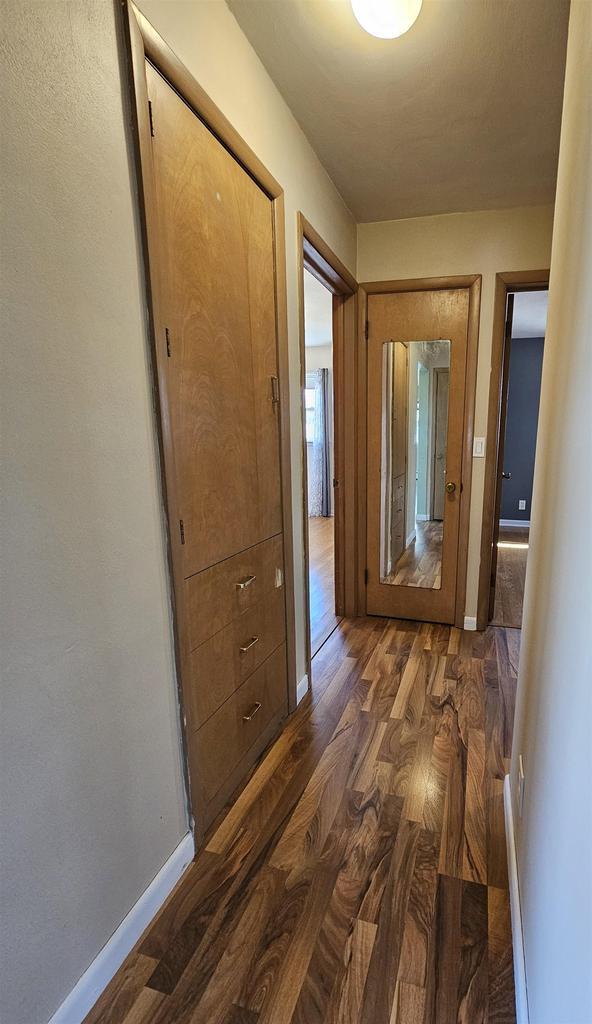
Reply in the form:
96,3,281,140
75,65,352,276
87,617,517,1024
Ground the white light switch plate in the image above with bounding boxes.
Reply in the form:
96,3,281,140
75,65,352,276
518,499,526,510
473,436,485,457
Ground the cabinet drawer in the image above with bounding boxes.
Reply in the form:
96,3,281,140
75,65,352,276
186,585,285,730
184,534,283,651
191,644,287,810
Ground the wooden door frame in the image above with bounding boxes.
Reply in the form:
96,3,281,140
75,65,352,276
122,0,297,838
357,275,481,628
476,269,549,630
297,214,357,681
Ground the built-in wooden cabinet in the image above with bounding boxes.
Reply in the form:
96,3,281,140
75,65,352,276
145,63,289,834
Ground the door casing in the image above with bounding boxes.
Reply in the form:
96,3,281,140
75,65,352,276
358,276,481,629
476,270,550,630
297,214,358,683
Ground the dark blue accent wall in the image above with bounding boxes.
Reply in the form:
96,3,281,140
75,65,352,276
500,337,544,522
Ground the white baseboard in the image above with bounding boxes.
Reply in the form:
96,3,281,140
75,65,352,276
416,514,429,522
297,674,309,704
406,529,416,547
504,774,529,1024
463,616,477,631
48,831,195,1024
500,519,531,528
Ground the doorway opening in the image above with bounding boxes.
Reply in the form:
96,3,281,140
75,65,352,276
297,215,357,684
304,270,340,658
489,287,548,628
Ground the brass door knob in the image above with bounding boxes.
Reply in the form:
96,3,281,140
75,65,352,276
445,481,456,493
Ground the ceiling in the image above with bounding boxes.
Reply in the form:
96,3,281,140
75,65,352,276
512,289,548,338
227,0,569,222
304,269,333,347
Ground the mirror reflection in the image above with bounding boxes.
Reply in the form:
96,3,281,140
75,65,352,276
380,340,450,588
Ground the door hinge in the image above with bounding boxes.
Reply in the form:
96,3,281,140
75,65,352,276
165,327,171,357
364,320,369,341
364,567,369,584
333,478,339,488
179,519,185,545
148,100,155,137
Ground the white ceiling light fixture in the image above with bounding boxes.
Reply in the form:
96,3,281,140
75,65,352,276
351,0,422,38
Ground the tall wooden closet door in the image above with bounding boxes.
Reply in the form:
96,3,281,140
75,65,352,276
147,65,282,579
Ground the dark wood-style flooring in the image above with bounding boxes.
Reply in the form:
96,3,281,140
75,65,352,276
386,520,443,589
492,526,529,629
85,616,517,1024
308,515,341,656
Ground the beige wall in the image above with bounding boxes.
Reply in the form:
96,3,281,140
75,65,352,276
139,0,357,687
305,343,333,372
510,4,592,1020
357,205,554,620
0,1,354,1022
0,4,189,1023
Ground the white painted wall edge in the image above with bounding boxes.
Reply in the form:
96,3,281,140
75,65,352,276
503,774,529,1024
463,616,477,631
47,831,195,1024
500,519,531,528
297,674,309,704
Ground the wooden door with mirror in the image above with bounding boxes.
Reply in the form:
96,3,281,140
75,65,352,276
366,287,471,623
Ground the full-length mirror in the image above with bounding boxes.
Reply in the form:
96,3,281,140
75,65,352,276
380,339,451,588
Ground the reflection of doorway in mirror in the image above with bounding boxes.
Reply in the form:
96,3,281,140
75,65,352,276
380,339,450,590
432,368,450,521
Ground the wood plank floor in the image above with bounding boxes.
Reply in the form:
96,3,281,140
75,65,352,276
308,515,342,657
386,521,443,590
492,526,529,629
84,617,518,1024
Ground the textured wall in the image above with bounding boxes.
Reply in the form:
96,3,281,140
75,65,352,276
510,4,592,1020
0,4,190,1022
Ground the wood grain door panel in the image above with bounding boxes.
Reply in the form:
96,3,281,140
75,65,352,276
366,288,469,623
147,65,280,578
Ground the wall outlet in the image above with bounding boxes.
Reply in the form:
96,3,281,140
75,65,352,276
517,755,526,818
473,436,485,457
518,499,527,511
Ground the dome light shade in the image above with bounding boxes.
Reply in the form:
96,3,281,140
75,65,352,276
351,0,422,38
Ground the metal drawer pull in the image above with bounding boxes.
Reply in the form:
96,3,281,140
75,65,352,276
242,701,262,722
236,574,256,590
239,636,260,654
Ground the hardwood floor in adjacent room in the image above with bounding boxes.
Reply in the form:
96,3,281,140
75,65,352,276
492,525,529,629
308,514,341,656
84,617,518,1024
